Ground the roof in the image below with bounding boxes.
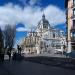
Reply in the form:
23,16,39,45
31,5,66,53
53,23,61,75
37,14,50,27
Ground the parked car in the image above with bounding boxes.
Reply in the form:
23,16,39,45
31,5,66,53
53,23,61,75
65,51,75,58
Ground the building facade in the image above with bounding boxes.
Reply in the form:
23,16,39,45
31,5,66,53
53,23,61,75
21,14,66,54
65,0,75,53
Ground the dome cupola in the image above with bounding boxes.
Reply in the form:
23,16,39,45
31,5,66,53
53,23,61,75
37,14,50,30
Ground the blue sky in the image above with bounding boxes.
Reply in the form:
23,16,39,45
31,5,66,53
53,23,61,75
0,0,66,48
0,0,65,9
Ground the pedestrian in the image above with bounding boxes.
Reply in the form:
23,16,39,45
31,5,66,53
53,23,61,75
17,45,20,54
7,50,11,61
1,54,4,62
0,53,4,63
12,52,17,61
17,45,22,54
19,46,22,54
0,48,4,63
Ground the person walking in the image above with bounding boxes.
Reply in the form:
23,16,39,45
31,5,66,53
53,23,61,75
7,50,11,61
17,45,22,54
17,45,19,54
0,48,4,63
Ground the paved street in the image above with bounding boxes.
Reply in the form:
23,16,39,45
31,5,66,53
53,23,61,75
4,53,66,61
23,53,66,58
0,60,75,75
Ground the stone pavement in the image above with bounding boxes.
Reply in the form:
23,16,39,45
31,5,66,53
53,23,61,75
0,60,75,75
24,53,66,58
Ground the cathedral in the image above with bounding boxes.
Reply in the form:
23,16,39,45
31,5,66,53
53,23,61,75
21,14,66,54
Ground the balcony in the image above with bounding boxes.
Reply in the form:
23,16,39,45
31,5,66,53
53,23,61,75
71,36,75,42
72,15,75,19
71,26,75,32
73,4,75,8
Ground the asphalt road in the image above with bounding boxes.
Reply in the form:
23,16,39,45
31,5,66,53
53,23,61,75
0,60,75,75
22,53,66,58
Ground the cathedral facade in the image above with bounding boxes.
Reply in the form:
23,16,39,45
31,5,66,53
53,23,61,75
21,14,66,54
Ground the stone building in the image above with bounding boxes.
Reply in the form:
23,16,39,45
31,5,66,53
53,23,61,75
65,0,75,53
21,14,66,54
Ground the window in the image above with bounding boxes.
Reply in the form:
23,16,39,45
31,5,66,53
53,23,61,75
73,20,75,28
74,0,75,4
71,32,75,41
53,33,55,38
43,24,48,29
73,9,75,16
72,32,75,37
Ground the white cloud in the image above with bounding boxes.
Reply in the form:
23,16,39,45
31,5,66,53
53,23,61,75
0,3,66,30
29,0,41,6
44,5,66,26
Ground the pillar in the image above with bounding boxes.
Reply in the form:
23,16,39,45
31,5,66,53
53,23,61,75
67,41,71,53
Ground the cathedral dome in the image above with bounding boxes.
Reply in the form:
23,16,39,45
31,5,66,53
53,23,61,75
38,14,50,29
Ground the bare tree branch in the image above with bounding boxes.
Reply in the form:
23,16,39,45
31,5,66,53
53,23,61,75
3,25,16,52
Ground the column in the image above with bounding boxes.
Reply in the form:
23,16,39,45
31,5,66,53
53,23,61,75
67,41,71,53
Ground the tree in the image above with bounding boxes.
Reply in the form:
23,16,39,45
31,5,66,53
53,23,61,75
0,28,4,53
0,28,4,62
3,25,16,53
